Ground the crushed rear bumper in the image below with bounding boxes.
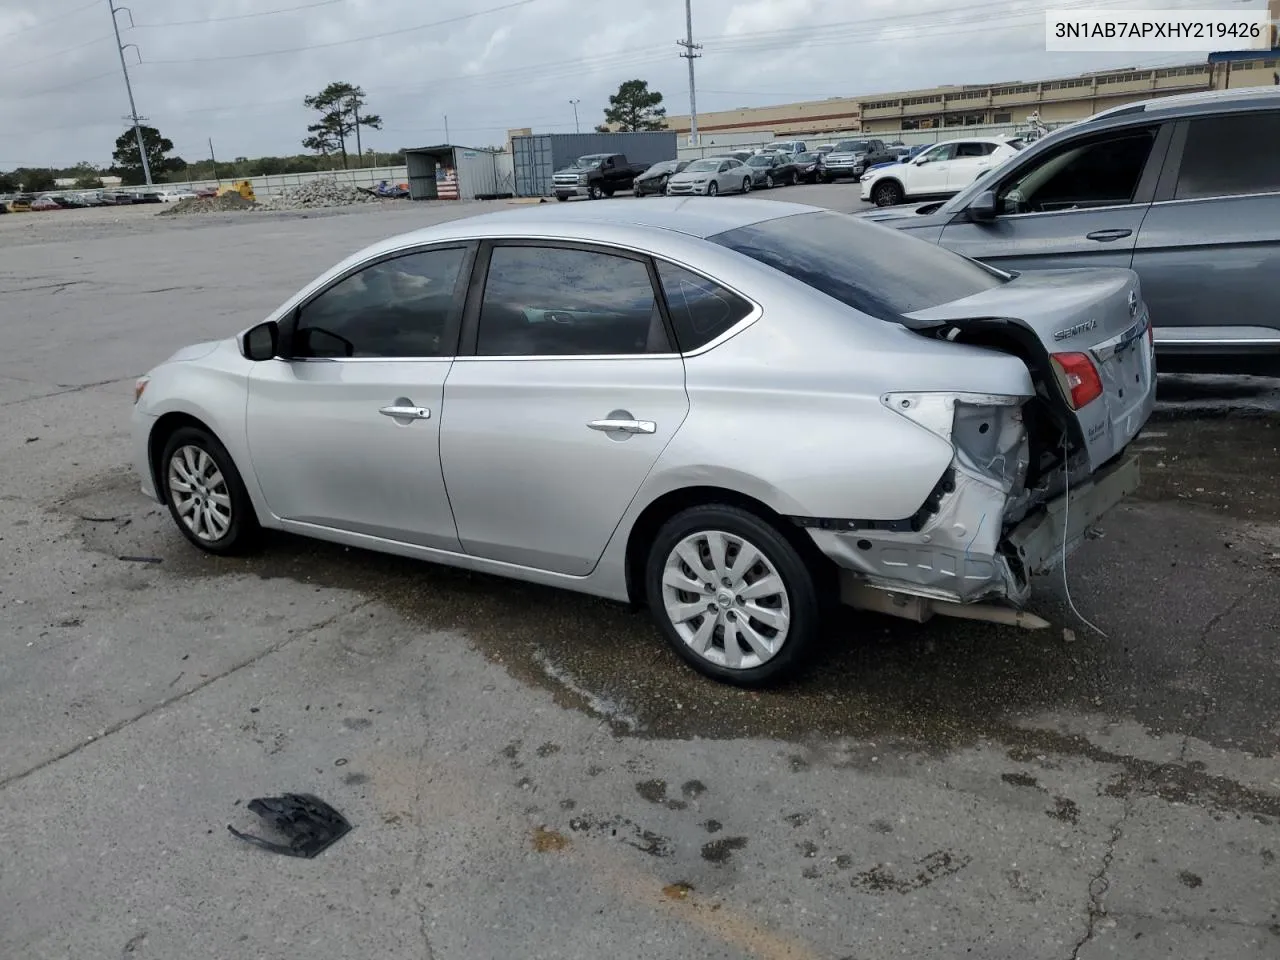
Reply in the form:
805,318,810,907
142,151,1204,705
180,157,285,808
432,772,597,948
807,452,1140,606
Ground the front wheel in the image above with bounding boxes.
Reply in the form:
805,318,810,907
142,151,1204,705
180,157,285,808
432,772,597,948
160,426,259,555
872,180,904,207
555,195,568,202
789,171,799,186
645,505,821,686
765,173,775,189
707,181,718,197
742,177,752,194
587,183,603,200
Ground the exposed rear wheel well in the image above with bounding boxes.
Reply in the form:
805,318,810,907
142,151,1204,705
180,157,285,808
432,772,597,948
147,412,216,505
624,486,835,606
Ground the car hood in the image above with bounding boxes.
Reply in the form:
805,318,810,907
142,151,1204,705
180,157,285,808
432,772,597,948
669,170,708,183
856,202,952,226
553,167,589,176
636,169,672,182
163,340,223,364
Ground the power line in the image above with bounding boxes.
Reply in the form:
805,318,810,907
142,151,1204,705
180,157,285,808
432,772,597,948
0,0,101,41
132,0,348,28
1,33,114,74
141,0,542,64
21,68,119,98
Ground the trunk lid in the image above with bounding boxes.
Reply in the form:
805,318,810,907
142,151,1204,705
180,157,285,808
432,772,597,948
904,267,1155,471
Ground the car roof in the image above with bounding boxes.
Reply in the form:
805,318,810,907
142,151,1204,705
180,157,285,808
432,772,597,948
1086,84,1280,123
379,197,824,247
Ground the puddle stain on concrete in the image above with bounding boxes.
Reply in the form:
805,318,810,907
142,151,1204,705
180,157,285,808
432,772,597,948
853,849,972,895
55,453,1280,822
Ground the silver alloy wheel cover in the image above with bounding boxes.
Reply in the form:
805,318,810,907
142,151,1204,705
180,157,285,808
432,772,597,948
167,444,233,542
661,529,792,670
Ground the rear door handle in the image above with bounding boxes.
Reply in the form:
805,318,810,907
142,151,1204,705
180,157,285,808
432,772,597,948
588,418,656,435
379,405,431,420
1085,229,1132,242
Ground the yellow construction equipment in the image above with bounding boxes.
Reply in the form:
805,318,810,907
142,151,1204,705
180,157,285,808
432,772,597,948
215,180,255,201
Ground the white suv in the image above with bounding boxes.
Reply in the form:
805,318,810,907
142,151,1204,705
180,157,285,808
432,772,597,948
860,137,1022,207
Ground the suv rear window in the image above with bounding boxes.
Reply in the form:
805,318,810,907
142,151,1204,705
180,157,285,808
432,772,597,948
709,211,1008,321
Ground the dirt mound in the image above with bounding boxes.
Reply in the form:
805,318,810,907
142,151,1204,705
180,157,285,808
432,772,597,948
159,193,258,216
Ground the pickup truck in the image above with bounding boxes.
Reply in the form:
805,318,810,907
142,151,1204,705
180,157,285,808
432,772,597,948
552,153,649,200
821,138,899,181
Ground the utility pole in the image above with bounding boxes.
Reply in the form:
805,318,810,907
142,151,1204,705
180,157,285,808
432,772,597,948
569,99,581,134
677,0,702,146
209,138,220,186
107,0,152,185
351,98,364,168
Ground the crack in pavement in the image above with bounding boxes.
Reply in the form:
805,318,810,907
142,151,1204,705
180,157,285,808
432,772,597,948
1069,789,1135,960
0,598,373,792
0,376,136,409
1178,581,1261,764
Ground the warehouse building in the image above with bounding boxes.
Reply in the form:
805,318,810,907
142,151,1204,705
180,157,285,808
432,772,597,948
664,41,1278,140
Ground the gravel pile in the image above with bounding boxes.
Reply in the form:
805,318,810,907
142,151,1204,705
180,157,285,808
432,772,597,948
259,178,380,211
159,194,258,216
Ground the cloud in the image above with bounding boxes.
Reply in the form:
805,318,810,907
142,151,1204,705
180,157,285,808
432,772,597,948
0,0,1237,167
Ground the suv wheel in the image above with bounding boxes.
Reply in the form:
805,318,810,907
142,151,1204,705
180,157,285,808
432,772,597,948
645,505,821,686
872,180,904,207
587,183,603,200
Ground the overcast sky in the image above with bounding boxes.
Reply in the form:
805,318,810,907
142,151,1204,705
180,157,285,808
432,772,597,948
0,0,1265,168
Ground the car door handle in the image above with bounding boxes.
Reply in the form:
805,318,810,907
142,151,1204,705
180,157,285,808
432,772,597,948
588,418,656,435
379,405,431,420
1085,229,1132,242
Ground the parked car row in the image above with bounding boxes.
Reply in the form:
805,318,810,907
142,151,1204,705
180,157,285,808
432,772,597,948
2,187,195,212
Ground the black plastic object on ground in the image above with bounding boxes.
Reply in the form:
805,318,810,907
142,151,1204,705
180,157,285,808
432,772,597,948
227,793,352,858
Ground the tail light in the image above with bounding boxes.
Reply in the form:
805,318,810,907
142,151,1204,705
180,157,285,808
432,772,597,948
1051,353,1103,410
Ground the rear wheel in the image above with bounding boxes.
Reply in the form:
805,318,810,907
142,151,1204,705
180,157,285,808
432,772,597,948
645,505,821,686
872,179,904,207
160,426,259,555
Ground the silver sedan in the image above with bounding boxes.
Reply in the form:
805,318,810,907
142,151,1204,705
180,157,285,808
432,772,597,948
132,198,1155,685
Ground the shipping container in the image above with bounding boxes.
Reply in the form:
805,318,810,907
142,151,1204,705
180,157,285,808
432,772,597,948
511,132,678,197
404,146,516,201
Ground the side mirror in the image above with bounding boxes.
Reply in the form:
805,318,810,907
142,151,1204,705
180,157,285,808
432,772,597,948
968,189,998,222
242,320,279,361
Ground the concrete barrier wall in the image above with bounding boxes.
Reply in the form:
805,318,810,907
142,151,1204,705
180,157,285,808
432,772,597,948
161,166,410,200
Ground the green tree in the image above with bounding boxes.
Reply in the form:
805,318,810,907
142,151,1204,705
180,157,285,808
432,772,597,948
0,172,18,192
602,79,667,132
302,82,383,169
17,168,55,192
111,126,182,185
69,161,104,189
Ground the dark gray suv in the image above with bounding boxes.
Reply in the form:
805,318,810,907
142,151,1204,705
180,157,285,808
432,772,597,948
859,87,1280,374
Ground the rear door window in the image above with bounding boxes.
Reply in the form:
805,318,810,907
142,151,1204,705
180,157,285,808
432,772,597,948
710,210,1008,322
1174,111,1280,200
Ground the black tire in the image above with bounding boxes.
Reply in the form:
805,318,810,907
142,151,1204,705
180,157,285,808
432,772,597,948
765,173,775,188
556,195,568,202
872,179,904,207
644,504,821,687
707,181,718,197
159,425,260,555
588,183,603,200
742,177,752,194
789,171,799,186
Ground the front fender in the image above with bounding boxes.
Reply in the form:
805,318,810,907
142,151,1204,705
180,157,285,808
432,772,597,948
134,343,271,521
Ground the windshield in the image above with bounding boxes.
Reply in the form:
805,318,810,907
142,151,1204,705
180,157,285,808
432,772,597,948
709,211,1008,323
795,153,816,162
835,140,871,152
643,161,676,175
570,154,610,168
685,159,719,173
747,156,774,167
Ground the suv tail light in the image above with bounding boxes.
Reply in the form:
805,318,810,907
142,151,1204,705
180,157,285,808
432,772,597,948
1051,353,1103,410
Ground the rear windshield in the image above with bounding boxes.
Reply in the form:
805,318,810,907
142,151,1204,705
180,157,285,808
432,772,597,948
709,211,1009,321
